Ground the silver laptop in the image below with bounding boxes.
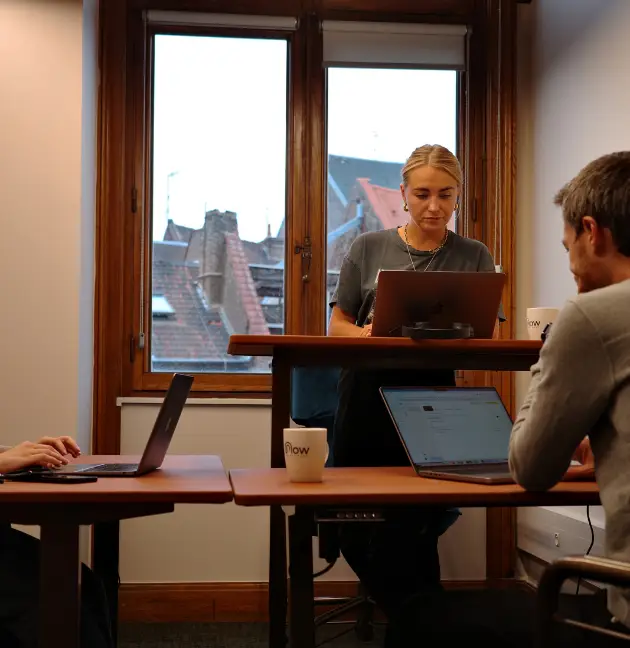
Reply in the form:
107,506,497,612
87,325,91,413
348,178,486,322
380,386,514,484
57,373,194,476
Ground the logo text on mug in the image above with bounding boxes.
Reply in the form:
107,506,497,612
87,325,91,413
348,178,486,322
285,441,310,456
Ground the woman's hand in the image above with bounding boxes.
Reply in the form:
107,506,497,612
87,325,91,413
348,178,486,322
329,306,370,337
37,436,81,458
0,441,68,474
564,438,595,481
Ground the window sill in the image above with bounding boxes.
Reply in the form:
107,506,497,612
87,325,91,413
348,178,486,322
116,397,272,407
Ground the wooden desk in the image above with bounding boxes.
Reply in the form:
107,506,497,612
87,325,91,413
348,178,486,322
230,467,600,648
228,335,542,648
229,335,541,372
0,455,232,648
230,467,600,508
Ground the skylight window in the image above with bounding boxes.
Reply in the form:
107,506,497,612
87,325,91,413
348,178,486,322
152,295,175,317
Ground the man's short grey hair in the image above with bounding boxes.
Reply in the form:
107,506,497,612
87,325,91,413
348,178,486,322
554,151,630,256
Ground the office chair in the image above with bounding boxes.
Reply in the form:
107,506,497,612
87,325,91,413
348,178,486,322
537,555,630,647
291,366,377,643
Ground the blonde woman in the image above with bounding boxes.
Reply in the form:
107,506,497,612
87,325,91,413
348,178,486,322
328,144,503,646
330,144,498,338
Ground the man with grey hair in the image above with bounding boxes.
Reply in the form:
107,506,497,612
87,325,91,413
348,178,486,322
509,151,630,629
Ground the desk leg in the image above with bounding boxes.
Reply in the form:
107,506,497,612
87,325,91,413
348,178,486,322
93,521,120,646
269,505,288,648
289,507,315,648
269,351,291,648
288,507,315,648
39,523,81,648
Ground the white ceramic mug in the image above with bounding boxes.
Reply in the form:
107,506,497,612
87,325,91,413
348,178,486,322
526,307,560,341
283,427,328,483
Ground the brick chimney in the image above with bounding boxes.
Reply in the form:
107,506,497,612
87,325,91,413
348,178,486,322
201,209,238,304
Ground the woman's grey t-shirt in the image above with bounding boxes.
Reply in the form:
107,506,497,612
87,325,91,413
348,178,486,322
331,228,504,326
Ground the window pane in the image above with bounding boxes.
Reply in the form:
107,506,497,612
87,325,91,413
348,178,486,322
151,35,287,373
326,68,458,324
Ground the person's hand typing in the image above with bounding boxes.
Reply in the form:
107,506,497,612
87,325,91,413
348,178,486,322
0,441,68,474
360,324,373,338
37,436,81,458
564,438,595,481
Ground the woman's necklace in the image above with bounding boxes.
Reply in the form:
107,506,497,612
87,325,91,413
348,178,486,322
365,226,449,326
404,223,449,272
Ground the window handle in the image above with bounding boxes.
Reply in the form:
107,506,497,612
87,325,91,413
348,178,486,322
295,236,312,283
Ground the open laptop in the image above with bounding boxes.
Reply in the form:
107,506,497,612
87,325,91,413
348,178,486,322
371,271,505,338
56,373,194,476
380,386,514,484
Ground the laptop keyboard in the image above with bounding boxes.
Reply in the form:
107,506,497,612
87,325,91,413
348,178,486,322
436,463,510,474
79,463,138,473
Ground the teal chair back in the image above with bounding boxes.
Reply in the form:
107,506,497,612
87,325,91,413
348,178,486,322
290,366,341,467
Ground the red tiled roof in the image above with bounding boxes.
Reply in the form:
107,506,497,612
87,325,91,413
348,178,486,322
225,232,270,336
356,178,406,230
152,260,229,361
357,178,456,232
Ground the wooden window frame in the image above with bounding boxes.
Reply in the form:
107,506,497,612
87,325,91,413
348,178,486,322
94,0,518,579
95,0,517,427
132,24,299,393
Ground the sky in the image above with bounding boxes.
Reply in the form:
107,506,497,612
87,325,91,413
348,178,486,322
152,34,457,243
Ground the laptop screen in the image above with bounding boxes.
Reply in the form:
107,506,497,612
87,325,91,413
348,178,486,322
381,387,513,467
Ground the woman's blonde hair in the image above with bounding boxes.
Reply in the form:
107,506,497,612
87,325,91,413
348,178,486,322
401,144,463,187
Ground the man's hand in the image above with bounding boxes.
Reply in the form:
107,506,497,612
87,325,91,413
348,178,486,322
37,436,81,458
0,441,68,474
564,438,595,481
360,324,373,338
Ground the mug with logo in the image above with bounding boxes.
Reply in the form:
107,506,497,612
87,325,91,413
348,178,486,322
526,307,560,341
283,427,328,483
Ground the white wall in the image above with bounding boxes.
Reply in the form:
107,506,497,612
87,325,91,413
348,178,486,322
517,0,630,315
515,0,630,563
119,401,487,583
0,0,97,452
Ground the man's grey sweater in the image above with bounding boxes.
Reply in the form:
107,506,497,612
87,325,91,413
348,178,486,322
509,279,630,625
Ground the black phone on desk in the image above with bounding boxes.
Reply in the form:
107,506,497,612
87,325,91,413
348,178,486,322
2,469,97,484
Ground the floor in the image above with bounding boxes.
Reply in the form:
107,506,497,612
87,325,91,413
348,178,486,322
119,622,383,648
117,588,535,648
117,589,629,648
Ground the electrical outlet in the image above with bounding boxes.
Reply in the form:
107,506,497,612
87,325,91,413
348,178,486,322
554,533,560,547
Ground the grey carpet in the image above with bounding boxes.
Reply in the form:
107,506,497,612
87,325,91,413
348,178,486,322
117,589,624,647
119,621,385,647
118,589,533,647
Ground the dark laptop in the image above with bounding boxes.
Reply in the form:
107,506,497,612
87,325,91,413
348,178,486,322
57,373,194,476
371,271,505,338
380,386,514,484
